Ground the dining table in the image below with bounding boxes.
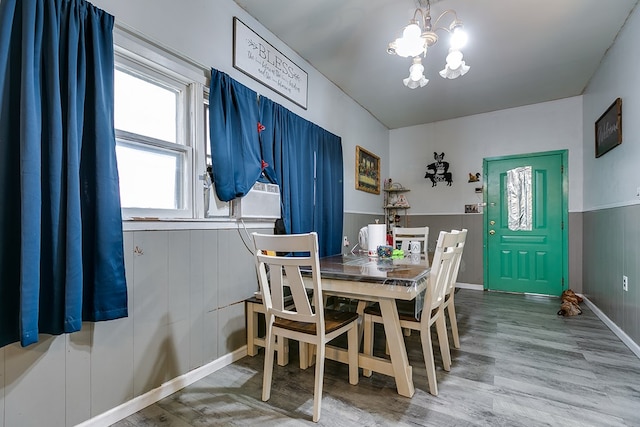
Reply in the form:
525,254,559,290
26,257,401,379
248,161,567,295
303,252,430,398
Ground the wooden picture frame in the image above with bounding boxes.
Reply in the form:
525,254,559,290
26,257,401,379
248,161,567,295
355,145,380,194
232,17,308,109
595,97,622,158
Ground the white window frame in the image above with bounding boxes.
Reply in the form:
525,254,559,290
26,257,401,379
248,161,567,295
113,25,211,220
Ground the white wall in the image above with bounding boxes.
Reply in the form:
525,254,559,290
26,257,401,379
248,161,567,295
583,3,640,211
389,97,584,214
90,0,390,215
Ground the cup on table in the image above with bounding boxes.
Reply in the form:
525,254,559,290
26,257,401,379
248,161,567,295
410,241,421,254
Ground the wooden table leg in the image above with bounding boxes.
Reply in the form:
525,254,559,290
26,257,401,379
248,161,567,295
378,298,414,398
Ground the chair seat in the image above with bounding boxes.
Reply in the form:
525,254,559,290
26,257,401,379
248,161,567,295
275,309,359,335
363,301,426,323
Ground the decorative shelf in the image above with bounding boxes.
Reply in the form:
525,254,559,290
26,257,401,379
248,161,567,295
383,182,411,232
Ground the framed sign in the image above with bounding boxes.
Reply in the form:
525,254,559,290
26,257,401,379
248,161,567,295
233,17,308,109
595,97,622,158
356,145,380,194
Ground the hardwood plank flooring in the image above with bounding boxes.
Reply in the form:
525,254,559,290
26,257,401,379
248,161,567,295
112,290,640,426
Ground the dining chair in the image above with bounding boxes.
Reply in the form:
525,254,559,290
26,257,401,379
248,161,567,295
443,229,467,350
252,232,359,423
393,226,429,258
362,230,457,396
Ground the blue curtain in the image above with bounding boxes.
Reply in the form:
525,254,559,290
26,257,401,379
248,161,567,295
258,97,343,257
209,69,262,202
312,125,344,257
0,0,128,348
209,72,343,257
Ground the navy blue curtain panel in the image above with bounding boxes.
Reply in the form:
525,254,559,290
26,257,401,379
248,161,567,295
0,0,128,347
209,69,262,202
258,97,343,257
313,127,344,257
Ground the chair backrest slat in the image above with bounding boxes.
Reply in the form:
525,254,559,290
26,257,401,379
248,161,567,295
448,229,468,292
423,231,457,315
253,232,323,332
393,226,429,255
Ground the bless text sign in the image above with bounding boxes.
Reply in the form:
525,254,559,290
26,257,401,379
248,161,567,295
233,17,308,109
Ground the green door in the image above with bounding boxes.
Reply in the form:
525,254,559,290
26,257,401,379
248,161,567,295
484,151,567,296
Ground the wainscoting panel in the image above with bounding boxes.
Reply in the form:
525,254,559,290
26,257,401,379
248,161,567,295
584,205,640,347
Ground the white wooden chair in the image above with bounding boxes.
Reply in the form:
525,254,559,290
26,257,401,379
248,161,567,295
443,229,467,350
252,232,359,422
363,230,457,396
393,226,429,258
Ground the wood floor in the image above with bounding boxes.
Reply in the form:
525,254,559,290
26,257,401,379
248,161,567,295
112,289,640,426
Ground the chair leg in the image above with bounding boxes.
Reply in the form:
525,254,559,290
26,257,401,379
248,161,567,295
262,324,276,402
246,302,259,357
347,325,359,385
447,300,460,349
420,323,438,396
312,343,326,422
435,314,451,371
299,342,309,370
276,336,289,366
362,314,374,377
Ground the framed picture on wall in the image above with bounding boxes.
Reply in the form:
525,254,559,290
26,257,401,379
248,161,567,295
355,145,380,194
595,97,622,158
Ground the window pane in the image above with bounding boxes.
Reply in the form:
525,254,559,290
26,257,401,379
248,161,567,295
116,142,184,209
115,69,178,143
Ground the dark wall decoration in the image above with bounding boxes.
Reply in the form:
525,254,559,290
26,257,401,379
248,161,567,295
595,97,622,158
424,152,452,186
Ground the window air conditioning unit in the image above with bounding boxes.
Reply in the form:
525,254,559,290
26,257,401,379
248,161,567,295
231,182,281,219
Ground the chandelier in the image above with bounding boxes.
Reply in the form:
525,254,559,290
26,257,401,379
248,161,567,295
387,0,470,89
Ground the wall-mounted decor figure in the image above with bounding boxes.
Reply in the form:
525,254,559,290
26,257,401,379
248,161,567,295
425,152,453,186
468,172,481,182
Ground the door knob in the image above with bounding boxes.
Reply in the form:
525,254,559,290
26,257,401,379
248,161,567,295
489,230,495,235
489,220,495,226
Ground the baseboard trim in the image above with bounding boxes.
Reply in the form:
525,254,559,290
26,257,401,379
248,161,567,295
582,295,640,360
75,346,248,427
456,282,484,291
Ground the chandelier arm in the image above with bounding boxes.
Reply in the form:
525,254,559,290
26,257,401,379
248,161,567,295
429,9,459,33
412,8,424,23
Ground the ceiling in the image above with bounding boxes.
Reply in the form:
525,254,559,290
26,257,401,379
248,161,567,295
234,0,638,129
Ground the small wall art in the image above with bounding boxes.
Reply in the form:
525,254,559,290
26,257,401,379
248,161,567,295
465,204,479,213
424,152,452,186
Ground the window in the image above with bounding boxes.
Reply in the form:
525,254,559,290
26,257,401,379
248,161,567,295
114,66,189,214
113,29,209,219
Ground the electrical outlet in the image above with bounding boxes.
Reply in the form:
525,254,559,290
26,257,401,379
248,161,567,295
343,236,349,247
623,275,629,292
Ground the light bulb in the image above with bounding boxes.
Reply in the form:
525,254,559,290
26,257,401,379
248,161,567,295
450,27,468,50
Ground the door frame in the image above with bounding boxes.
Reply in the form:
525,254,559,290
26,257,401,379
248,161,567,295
482,150,569,293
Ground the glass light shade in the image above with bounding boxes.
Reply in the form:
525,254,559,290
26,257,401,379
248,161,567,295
446,50,464,69
402,23,421,39
394,36,424,58
439,61,470,79
394,23,425,57
403,75,428,89
450,27,468,50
